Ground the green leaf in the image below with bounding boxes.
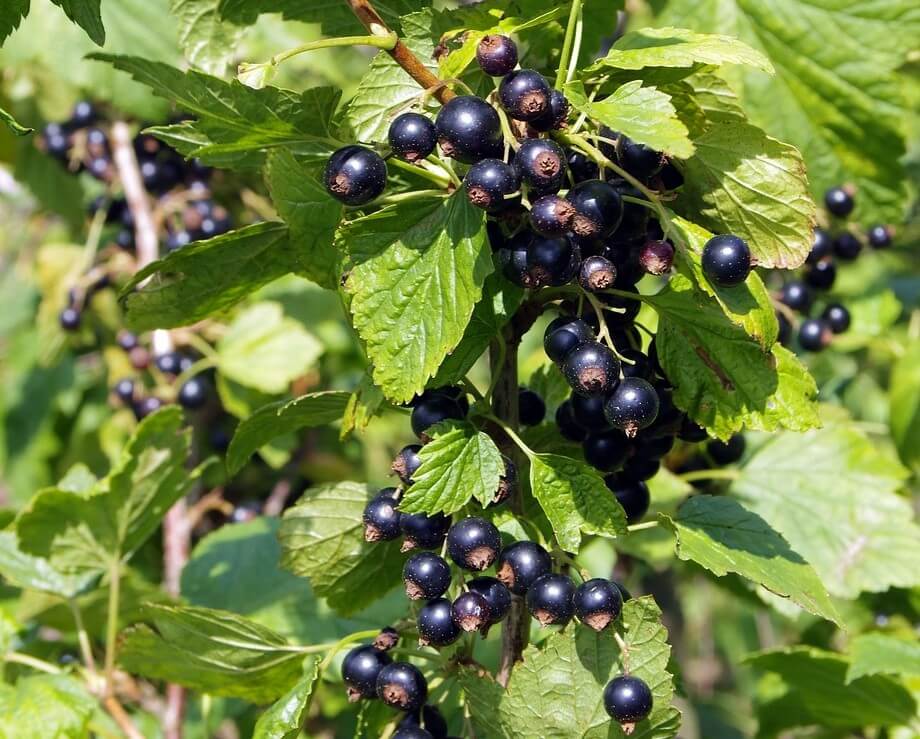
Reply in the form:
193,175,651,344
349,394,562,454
0,674,95,739
121,222,296,331
217,0,419,35
528,453,627,552
890,340,920,473
216,302,322,394
400,421,503,514
462,596,680,738
226,391,350,476
0,531,95,599
169,0,244,75
265,149,343,290
0,106,32,136
119,604,305,704
846,633,920,683
660,495,838,623
50,0,104,45
279,482,406,616
831,289,902,352
341,372,385,439
648,274,818,439
566,80,694,159
732,422,919,598
342,193,491,403
0,0,29,44
253,659,320,739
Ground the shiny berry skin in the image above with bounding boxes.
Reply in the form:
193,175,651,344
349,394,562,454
114,378,135,404
403,552,452,600
619,348,652,381
604,675,653,726
178,376,209,410
574,578,622,631
363,490,402,542
499,69,551,121
467,576,512,625
530,194,575,237
563,341,620,397
476,34,518,76
604,378,659,437
526,573,576,626
392,444,423,485
822,303,851,334
707,434,745,465
702,234,751,287
324,145,387,206
398,705,447,739
621,456,660,483
393,727,432,739
43,123,70,161
417,598,461,647
451,590,492,632
798,318,832,351
808,229,832,263
69,101,98,127
824,186,854,217
435,95,503,164
134,396,164,420
376,662,428,712
388,112,437,163
400,512,451,551
464,158,520,210
605,475,650,523
658,161,684,190
526,234,580,287
518,388,546,426
780,281,813,313
544,316,594,363
583,431,630,472
868,224,892,249
556,399,588,442
59,307,81,331
805,259,837,290
498,233,531,287
411,394,465,438
566,180,623,238
636,434,674,461
342,645,392,701
447,517,502,571
566,149,599,183
155,351,184,376
497,541,552,595
571,393,611,431
616,136,663,181
530,90,569,132
514,138,566,194
678,417,708,443
777,311,793,345
833,232,862,261
638,240,674,276
579,255,617,292
166,229,192,252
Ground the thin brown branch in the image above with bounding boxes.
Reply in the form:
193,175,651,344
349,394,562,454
103,695,146,739
264,478,294,517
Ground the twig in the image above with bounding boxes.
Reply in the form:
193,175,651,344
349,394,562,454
263,478,294,517
186,488,234,528
103,695,146,739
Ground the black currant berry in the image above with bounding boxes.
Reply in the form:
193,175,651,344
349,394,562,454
678,417,708,443
398,704,448,739
166,229,192,252
808,229,832,263
363,489,402,542
154,351,184,376
435,95,503,164
777,311,793,345
583,431,630,472
530,194,575,237
566,180,623,239
867,224,892,249
403,552,452,600
498,233,531,287
605,475,650,524
798,318,832,351
707,434,745,465
566,149,599,183
616,136,663,181
467,576,512,625
658,161,684,190
134,396,164,420
514,138,566,194
114,378,135,404
563,341,620,396
499,69,551,121
374,627,400,652
42,123,70,161
556,400,588,442
822,303,851,334
411,394,465,438
494,455,518,505
530,90,569,132
574,578,622,631
702,234,751,287
618,349,651,381
69,101,97,127
451,590,492,632
833,232,862,261
393,727,433,739
544,316,594,363
526,234,580,287
376,662,428,712
579,255,617,292
621,455,659,483
526,573,576,626
59,307,81,331
342,645,392,701
604,675,653,728
476,34,518,76
636,434,674,461
780,281,813,313
518,388,546,426
571,393,611,431
805,259,836,290
638,240,674,276
178,376,209,410
604,378,659,437
417,598,461,647
116,330,138,352
464,158,520,210
400,512,451,551
496,540,552,596
388,112,437,163
323,145,387,206
392,444,423,485
447,517,502,571
824,186,854,217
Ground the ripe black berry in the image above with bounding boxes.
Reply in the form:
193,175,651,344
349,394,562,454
464,158,520,210
388,112,437,163
566,149,599,183
166,229,192,252
780,281,813,313
563,341,620,396
467,576,512,625
574,578,622,631
398,705,448,739
498,233,531,287
525,234,580,287
374,627,400,652
134,396,164,420
616,136,663,181
376,662,428,712
868,224,892,249
114,378,135,404
583,431,630,472
178,376,209,410
707,434,745,465
833,232,862,261
451,590,492,632
324,145,387,206
530,194,575,237
544,316,594,363
59,307,81,331
636,434,674,460
702,234,751,287
411,394,465,438
435,95,503,164
363,489,402,542
798,318,831,351
618,349,651,381
604,675,653,728
824,186,854,217
604,378,659,437
822,303,851,334
638,240,674,276
526,573,575,626
605,475,650,523
556,399,588,442
499,69,551,121
518,388,546,426
400,512,451,551
777,311,793,345
42,123,70,161
447,517,502,571
342,645,392,701
808,229,832,263
530,90,569,132
417,598,461,647
620,455,660,483
392,444,423,485
403,552,452,600
476,34,518,76
570,393,611,431
566,180,623,238
514,138,566,194
496,540,552,595
69,101,97,127
579,255,617,292
678,417,708,443
494,456,518,505
393,727,433,739
154,351,184,376
805,259,836,290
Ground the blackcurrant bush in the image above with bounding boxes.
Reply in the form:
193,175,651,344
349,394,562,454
392,444,423,485
574,578,622,631
804,259,836,290
544,316,594,363
497,540,552,595
530,90,569,132
822,303,851,334
566,180,623,238
363,490,402,542
566,149,599,183
571,393,611,431
400,512,451,551
388,112,437,163
59,307,81,331
447,517,502,571
616,136,663,181
376,662,428,712
867,224,892,249
451,590,492,632
518,388,546,426
780,281,813,313
604,378,659,437
583,431,630,472
620,455,660,483
556,399,588,442
417,598,461,647
707,434,745,465
464,158,520,210
604,675,653,727
343,645,392,701
114,378,135,404
435,95,503,164
563,341,620,396
808,229,832,263
605,475,650,523
579,255,617,292
824,186,854,217
476,34,518,76
411,394,465,438
638,239,674,276
178,376,209,410
702,234,751,287
527,573,575,626
526,234,580,287
798,318,831,351
403,552,452,600
467,576,512,625
514,138,566,194
530,194,575,237
833,232,862,261
324,145,387,206
499,69,551,121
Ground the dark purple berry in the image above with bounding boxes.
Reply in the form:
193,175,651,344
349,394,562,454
363,489,402,542
526,573,575,626
134,396,164,420
178,376,209,410
605,475,650,523
392,444,423,486
571,393,611,431
497,540,552,595
777,311,793,345
868,224,892,248
411,394,465,438
403,552,452,600
822,303,851,334
579,255,617,292
798,318,832,351
604,378,659,437
452,591,491,632
566,180,623,239
518,388,546,426
805,259,836,290
618,348,651,380
604,675,653,728
388,112,437,163
574,578,622,631
556,399,588,442
342,645,391,701
526,234,580,287
824,186,854,217
324,145,387,206
373,627,400,652
417,598,461,647
514,138,566,194
616,136,663,181
494,456,518,505
638,240,674,276
447,517,501,571
621,455,660,482
583,430,630,472
499,69,551,121
435,96,503,164
376,662,428,712
544,316,594,363
400,513,451,552
530,194,575,236
393,727,432,739
464,158,520,210
59,307,81,331
707,434,745,465
114,378,135,404
563,341,620,396
566,149,599,183
702,234,751,287
678,417,708,443
833,232,862,261
808,229,832,263
476,34,518,76
780,281,813,313
398,705,448,739
468,576,512,626
530,90,569,132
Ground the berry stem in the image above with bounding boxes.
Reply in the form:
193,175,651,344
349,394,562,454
626,520,660,533
3,651,63,674
387,157,452,189
69,599,97,673
613,630,631,672
103,559,122,697
270,33,398,66
555,0,584,89
317,629,383,672
361,189,448,207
